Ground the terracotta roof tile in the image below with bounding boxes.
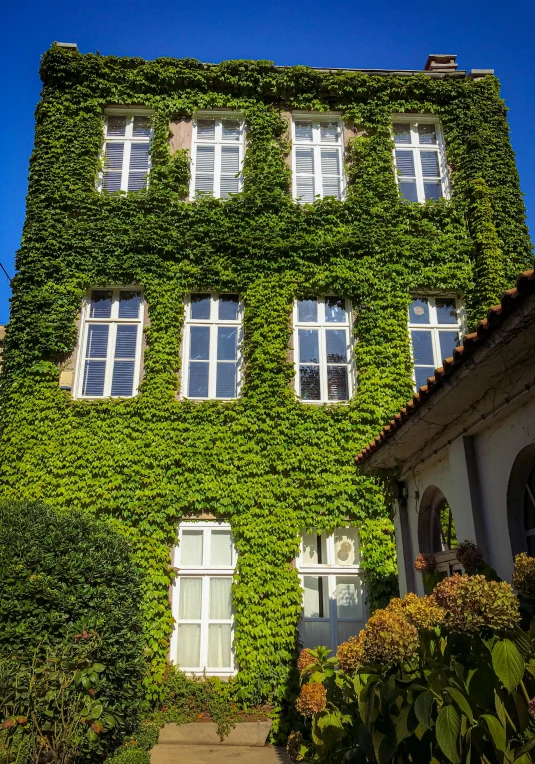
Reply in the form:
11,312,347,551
356,268,535,465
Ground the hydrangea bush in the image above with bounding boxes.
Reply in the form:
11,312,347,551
288,554,535,763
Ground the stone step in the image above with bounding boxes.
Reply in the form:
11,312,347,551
151,744,292,763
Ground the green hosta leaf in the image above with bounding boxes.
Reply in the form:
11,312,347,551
492,639,525,692
481,714,506,753
436,705,461,764
444,686,474,724
415,690,434,729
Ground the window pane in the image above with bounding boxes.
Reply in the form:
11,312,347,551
190,294,211,320
82,361,106,397
178,578,202,619
438,331,459,362
209,577,232,619
86,324,109,357
409,299,430,324
208,624,232,668
295,148,314,174
189,326,210,360
297,299,317,323
395,150,415,177
326,329,347,363
414,366,435,389
295,176,315,203
320,122,340,143
424,182,443,200
295,121,313,141
104,142,124,170
118,291,141,318
221,146,240,175
411,331,434,365
337,621,361,645
327,367,348,401
102,172,122,193
107,116,126,136
399,181,418,202
302,620,331,650
196,119,215,139
176,624,201,668
302,531,326,565
216,363,237,399
393,123,411,144
133,116,151,136
217,327,237,361
129,143,150,173
334,528,360,566
322,176,341,200
180,530,203,566
418,123,437,144
299,329,319,363
111,361,135,396
210,531,233,567
336,577,362,620
321,149,340,177
525,489,535,534
218,294,239,320
300,366,321,400
115,325,137,358
221,120,241,141
188,362,209,398
303,576,329,618
90,291,113,318
325,297,346,323
420,151,440,178
127,173,147,192
435,299,458,325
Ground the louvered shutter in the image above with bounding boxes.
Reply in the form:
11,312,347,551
82,324,109,396
111,325,138,396
295,148,315,203
194,146,215,196
102,143,124,193
220,146,240,198
321,149,341,199
128,144,150,191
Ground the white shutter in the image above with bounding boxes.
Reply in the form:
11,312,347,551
295,148,315,203
128,143,150,191
320,122,340,143
220,146,240,198
197,119,216,140
321,149,341,199
221,120,241,142
194,145,215,195
102,143,124,193
295,121,313,141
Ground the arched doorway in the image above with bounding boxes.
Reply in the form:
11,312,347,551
507,444,535,558
418,486,461,576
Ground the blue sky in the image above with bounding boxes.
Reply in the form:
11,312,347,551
1,0,534,324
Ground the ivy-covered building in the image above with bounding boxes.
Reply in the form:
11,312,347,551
2,44,532,703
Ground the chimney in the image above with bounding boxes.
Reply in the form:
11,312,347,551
424,54,458,73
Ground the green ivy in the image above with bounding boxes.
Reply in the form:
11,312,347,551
0,44,532,705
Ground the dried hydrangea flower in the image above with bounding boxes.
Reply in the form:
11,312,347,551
414,553,437,573
512,553,535,600
387,592,445,631
456,540,484,574
337,607,419,672
296,682,327,716
297,648,316,672
337,632,366,672
286,730,306,761
434,574,520,633
529,698,535,721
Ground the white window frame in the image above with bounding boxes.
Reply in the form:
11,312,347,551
189,112,245,200
291,113,345,203
98,109,153,193
392,115,449,203
408,296,465,390
170,521,237,676
74,287,144,399
293,296,354,403
297,528,366,651
181,293,243,400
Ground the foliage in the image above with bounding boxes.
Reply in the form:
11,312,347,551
292,560,535,763
0,500,145,735
103,720,160,764
0,637,122,764
1,43,532,704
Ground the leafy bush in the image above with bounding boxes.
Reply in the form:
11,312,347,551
290,555,535,763
104,720,160,764
0,501,145,746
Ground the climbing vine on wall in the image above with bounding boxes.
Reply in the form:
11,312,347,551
0,45,531,705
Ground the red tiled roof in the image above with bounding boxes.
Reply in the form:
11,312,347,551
356,268,535,465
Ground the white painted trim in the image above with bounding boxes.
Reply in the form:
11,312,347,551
391,115,449,202
293,296,354,403
291,114,346,203
189,113,245,200
98,112,153,193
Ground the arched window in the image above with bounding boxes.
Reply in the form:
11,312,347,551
507,445,535,558
418,486,461,577
524,461,535,555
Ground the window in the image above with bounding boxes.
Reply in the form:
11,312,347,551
524,461,535,556
182,293,242,400
297,528,365,650
190,114,245,199
292,115,344,203
294,297,353,402
100,113,152,193
75,289,143,398
417,486,461,578
171,522,236,673
392,117,448,203
408,297,463,389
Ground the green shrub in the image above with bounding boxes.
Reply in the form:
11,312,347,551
0,501,145,742
291,558,535,763
105,750,150,764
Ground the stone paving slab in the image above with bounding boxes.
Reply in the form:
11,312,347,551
151,744,292,763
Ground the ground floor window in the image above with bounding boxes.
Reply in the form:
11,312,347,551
171,522,236,674
297,527,366,650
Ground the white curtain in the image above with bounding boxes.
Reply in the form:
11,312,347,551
180,530,203,566
178,577,202,619
208,624,231,668
210,531,233,567
209,577,232,619
176,624,201,668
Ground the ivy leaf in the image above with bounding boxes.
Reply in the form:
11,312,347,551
492,639,525,692
436,705,461,764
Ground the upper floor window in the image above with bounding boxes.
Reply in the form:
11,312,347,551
297,527,365,650
171,522,236,674
182,293,242,400
294,297,353,403
191,114,245,199
100,113,152,193
409,297,463,389
76,289,143,398
292,115,344,203
393,117,448,203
